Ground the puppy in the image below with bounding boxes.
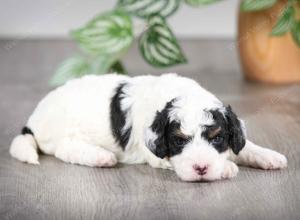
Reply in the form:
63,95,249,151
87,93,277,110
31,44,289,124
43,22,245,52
10,73,287,181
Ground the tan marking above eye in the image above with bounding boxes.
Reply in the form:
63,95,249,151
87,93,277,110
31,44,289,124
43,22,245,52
208,126,221,138
174,129,189,139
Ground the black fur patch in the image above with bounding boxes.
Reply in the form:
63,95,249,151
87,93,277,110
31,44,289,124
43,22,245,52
149,100,174,158
21,126,34,136
110,83,132,150
149,99,190,158
202,106,245,154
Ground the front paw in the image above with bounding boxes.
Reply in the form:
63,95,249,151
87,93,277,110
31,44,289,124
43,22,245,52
222,161,239,179
95,152,118,167
251,149,287,170
149,158,173,170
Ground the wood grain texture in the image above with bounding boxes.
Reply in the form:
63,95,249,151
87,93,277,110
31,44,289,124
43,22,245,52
0,39,299,220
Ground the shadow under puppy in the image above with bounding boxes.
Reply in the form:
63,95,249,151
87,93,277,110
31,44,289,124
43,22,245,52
10,73,287,182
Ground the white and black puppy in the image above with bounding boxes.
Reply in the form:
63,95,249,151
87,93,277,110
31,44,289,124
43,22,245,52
10,73,287,182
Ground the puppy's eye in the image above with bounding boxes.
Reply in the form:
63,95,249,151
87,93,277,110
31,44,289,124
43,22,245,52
211,136,224,145
174,137,188,146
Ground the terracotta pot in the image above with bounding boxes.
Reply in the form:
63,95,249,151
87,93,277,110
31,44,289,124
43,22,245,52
238,0,300,84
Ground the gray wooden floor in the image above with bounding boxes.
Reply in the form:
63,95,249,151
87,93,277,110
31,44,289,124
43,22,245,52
0,39,300,220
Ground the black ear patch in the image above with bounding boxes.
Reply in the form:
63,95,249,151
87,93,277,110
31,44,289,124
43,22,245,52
224,105,246,155
110,83,132,150
148,99,175,159
205,106,246,155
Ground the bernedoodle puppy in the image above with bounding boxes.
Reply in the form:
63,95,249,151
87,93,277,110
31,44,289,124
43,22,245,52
10,73,287,182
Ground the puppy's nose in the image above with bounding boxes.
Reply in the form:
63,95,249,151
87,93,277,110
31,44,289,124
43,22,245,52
193,164,208,176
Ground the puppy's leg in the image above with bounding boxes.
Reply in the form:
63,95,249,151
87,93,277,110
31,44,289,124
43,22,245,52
231,140,287,169
55,138,117,167
145,151,173,170
222,160,239,179
148,158,173,170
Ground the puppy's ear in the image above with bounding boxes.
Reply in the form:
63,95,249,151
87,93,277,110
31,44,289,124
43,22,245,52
145,100,174,159
225,105,246,155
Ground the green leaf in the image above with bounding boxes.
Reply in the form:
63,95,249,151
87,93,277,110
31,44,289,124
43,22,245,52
71,10,133,57
291,20,300,47
271,6,295,36
139,15,187,67
109,61,128,74
241,0,277,11
50,55,123,86
185,0,220,7
117,0,180,18
89,56,118,75
50,56,91,86
67,10,132,83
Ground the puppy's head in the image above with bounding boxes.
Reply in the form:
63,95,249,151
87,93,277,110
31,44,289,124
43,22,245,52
146,98,246,182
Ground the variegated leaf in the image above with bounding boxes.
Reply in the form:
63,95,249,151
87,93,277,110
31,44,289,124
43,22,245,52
117,0,180,18
241,0,277,11
50,56,91,86
139,15,187,67
185,0,220,6
271,5,294,36
71,10,133,57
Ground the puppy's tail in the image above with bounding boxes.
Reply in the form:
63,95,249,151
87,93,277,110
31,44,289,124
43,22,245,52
10,126,39,164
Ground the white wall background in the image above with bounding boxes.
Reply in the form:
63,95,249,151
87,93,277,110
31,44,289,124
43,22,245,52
0,0,239,39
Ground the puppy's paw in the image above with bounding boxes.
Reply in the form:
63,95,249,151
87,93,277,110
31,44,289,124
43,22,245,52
148,158,173,170
251,149,287,170
222,161,239,179
96,152,118,168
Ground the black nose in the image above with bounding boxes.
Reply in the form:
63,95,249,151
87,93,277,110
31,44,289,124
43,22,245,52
193,164,208,176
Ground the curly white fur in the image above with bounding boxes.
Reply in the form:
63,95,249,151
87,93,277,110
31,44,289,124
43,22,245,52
10,73,287,182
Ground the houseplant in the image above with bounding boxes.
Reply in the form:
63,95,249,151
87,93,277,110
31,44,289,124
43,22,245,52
50,0,300,86
239,0,300,84
50,0,224,86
